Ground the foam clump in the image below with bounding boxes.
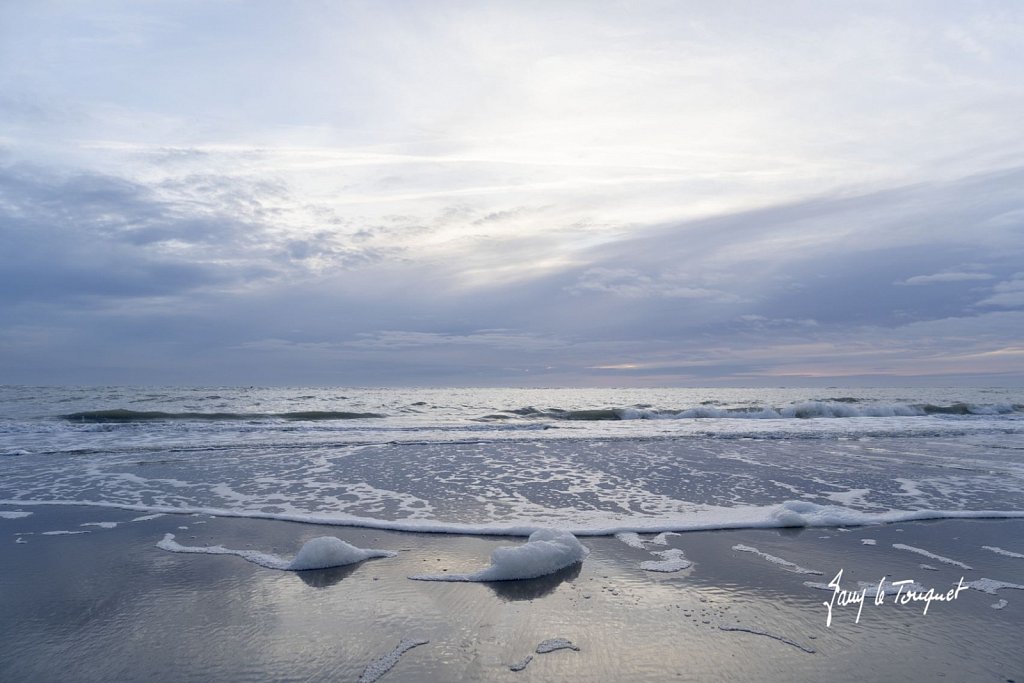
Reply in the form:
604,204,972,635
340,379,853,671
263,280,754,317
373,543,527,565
157,533,395,571
892,543,972,569
411,529,589,582
509,655,533,672
769,500,869,528
615,532,647,549
640,548,692,572
650,532,680,545
535,638,579,653
732,544,821,575
357,638,428,683
289,536,396,570
963,578,1024,595
982,545,1024,559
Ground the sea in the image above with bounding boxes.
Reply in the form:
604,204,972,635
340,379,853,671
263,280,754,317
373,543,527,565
2,386,1023,535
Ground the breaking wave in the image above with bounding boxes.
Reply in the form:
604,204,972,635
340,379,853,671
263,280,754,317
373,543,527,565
500,401,1022,421
63,409,386,423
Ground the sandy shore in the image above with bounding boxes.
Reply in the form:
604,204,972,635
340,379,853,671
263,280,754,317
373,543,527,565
2,505,1023,682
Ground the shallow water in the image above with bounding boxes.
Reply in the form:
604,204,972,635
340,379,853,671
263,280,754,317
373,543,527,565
2,387,1023,534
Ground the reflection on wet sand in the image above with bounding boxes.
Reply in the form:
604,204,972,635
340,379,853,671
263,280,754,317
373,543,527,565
485,562,582,602
294,563,361,588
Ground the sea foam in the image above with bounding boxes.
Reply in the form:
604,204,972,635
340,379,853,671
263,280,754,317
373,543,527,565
9,497,1024,538
357,639,428,683
731,544,822,574
640,548,692,572
410,529,588,581
157,533,396,570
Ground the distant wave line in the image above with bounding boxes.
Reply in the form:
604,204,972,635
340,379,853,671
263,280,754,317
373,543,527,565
499,401,1023,421
62,409,386,423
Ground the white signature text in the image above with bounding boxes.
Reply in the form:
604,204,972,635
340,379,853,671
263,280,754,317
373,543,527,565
822,569,967,627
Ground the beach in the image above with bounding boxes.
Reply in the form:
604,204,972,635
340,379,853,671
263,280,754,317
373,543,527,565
2,386,1023,681
3,504,1022,682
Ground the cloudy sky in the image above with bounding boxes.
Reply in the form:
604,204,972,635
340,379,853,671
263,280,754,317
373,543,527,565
2,1,1023,386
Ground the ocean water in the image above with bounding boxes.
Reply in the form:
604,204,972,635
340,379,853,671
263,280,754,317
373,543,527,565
2,386,1023,535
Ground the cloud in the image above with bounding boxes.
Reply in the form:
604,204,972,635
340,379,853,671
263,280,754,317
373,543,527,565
3,157,1022,386
0,164,247,306
736,315,819,329
2,3,1024,385
579,310,1024,383
567,268,744,302
977,274,1024,308
0,161,396,313
897,271,995,286
346,329,569,352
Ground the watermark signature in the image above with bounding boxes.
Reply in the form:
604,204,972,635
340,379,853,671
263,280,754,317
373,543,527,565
821,569,967,627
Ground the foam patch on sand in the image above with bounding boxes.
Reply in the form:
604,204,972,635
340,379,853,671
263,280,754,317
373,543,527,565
982,545,1024,559
962,578,1024,595
535,638,579,654
650,531,680,545
357,639,428,683
640,548,692,572
509,655,533,672
992,599,1008,609
0,510,32,519
892,543,972,569
81,521,118,529
131,514,165,522
732,544,822,575
509,638,579,672
614,532,647,549
157,534,396,570
616,531,680,550
410,529,588,582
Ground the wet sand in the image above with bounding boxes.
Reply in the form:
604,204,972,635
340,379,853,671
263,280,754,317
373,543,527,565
2,505,1023,682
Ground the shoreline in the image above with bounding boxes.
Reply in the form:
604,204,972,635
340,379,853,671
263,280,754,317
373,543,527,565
3,504,1023,681
6,497,1024,538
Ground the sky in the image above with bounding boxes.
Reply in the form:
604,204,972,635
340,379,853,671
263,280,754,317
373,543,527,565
1,0,1023,387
